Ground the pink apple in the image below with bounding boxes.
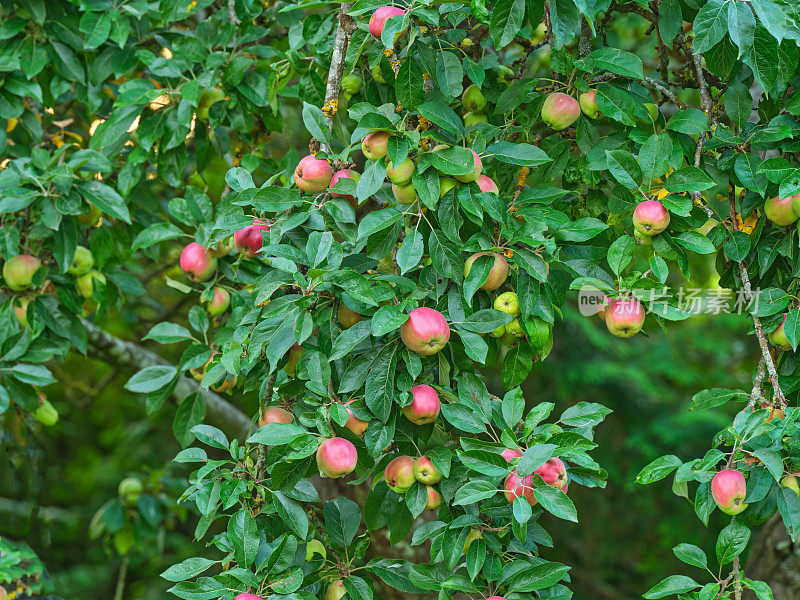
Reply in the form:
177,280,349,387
384,455,416,492
711,469,749,515
504,469,535,505
343,399,369,436
414,456,442,484
605,298,645,338
578,90,600,119
425,486,442,510
234,594,262,600
329,169,361,205
400,307,450,355
234,218,269,256
463,252,508,290
633,200,670,236
362,131,392,160
205,287,230,316
259,406,294,427
402,384,441,424
535,457,568,490
541,92,580,130
179,242,217,282
769,313,792,351
455,149,482,183
369,6,407,40
766,194,799,226
294,155,333,194
477,175,499,194
325,580,346,600
501,448,523,462
316,437,358,478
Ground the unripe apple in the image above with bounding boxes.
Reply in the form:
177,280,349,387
338,303,363,328
400,307,450,355
392,182,418,205
68,246,94,276
384,455,416,492
769,314,792,351
403,384,441,424
259,406,294,427
463,112,488,127
494,291,520,315
205,287,230,316
3,255,41,291
505,318,524,337
489,324,506,338
209,237,234,257
634,229,652,245
325,580,346,600
13,297,31,328
362,131,391,160
211,373,237,393
766,194,800,226
316,437,358,478
790,194,800,217
78,201,103,226
330,169,361,205
504,469,535,505
462,84,488,112
633,200,670,235
118,477,143,506
294,155,333,194
454,149,482,183
76,270,107,299
34,398,59,426
781,473,800,497
180,242,217,282
425,486,442,510
605,298,645,338
0,586,7,600
414,455,442,484
306,539,327,561
439,177,458,198
386,157,415,185
341,74,362,95
578,90,600,119
371,65,387,84
463,528,482,552
535,457,568,490
532,21,547,43
541,92,580,130
343,400,369,436
197,87,225,122
477,175,499,194
464,252,509,290
283,342,305,376
711,469,749,515
501,448,523,462
234,219,270,256
369,6,407,39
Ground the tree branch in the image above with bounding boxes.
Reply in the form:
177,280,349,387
749,358,766,410
321,3,355,153
82,320,252,440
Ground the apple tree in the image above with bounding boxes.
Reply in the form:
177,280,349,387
1,0,800,598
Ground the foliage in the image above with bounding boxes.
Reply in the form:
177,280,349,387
2,0,800,599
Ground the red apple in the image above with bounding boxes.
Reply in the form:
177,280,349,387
294,155,333,194
259,406,294,427
504,469,535,505
711,469,748,515
384,455,416,492
541,92,580,130
343,400,369,436
414,456,442,484
234,218,270,256
766,194,799,226
330,169,361,205
402,384,441,425
316,437,358,478
362,131,392,160
633,200,670,236
578,90,600,119
477,175,499,194
501,448,523,462
233,594,262,600
463,252,509,290
455,149,482,183
338,303,363,328
400,307,450,355
535,457,568,490
369,6,406,39
605,298,645,338
425,485,442,510
179,242,217,282
3,255,41,290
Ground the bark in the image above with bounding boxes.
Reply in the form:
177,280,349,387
82,320,252,440
744,515,800,600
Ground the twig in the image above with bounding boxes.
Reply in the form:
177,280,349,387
320,3,355,153
643,76,688,109
748,358,766,410
113,555,129,600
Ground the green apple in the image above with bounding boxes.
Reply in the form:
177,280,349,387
494,291,520,315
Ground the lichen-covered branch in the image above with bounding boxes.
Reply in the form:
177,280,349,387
321,3,355,153
82,320,252,440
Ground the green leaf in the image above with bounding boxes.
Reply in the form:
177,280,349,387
607,235,634,275
490,0,526,49
644,575,700,599
745,25,778,93
605,150,643,190
79,180,131,223
689,388,748,411
396,57,424,110
666,109,709,135
532,485,578,522
302,101,330,146
752,448,783,481
723,230,751,262
160,557,216,582
274,491,309,539
636,455,682,484
419,101,464,137
330,320,372,361
501,341,533,388
453,480,497,505
673,543,707,569
436,51,464,99
664,167,715,193
675,231,716,255
131,223,186,251
716,520,750,565
143,322,194,344
639,133,673,182
124,366,177,393
693,0,728,53
516,443,556,476
783,308,800,350
484,142,550,166
585,47,644,79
